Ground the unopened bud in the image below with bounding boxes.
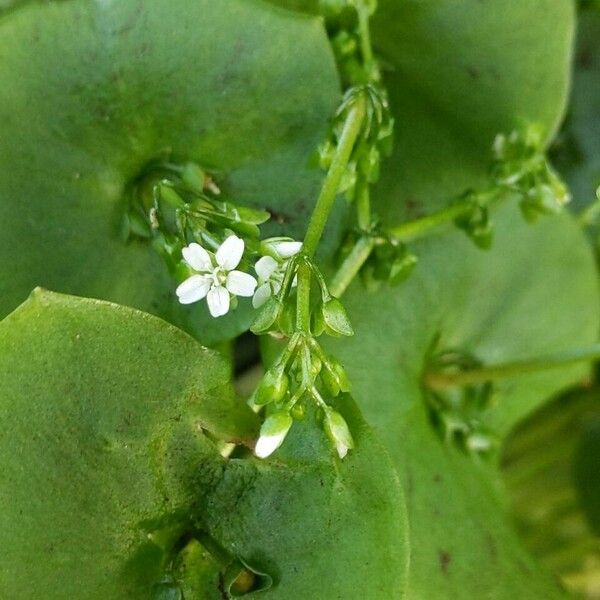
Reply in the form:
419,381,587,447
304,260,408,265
254,368,289,406
255,411,293,459
323,408,354,459
321,298,354,337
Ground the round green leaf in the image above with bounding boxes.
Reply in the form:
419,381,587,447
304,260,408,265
0,290,407,598
325,206,599,598
0,0,341,345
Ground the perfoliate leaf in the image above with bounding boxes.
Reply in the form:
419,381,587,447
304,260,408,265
0,0,343,346
0,290,408,598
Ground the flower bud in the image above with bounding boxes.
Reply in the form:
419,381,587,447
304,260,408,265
254,368,289,406
255,411,293,459
251,297,282,334
321,358,351,397
321,298,354,337
323,408,354,459
261,237,303,260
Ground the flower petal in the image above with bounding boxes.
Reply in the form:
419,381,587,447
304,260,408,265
273,240,302,259
252,282,272,308
226,270,257,297
182,243,212,272
175,275,211,305
206,286,230,317
255,255,278,281
216,235,244,270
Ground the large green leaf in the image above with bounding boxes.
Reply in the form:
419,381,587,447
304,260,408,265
0,290,407,598
324,205,599,598
0,0,341,346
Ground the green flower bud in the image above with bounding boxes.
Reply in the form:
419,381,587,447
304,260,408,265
251,297,282,334
322,359,352,397
321,298,354,337
254,368,289,406
290,402,305,420
255,411,293,459
323,408,354,459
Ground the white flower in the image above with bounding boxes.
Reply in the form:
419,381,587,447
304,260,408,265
176,235,257,318
252,240,302,309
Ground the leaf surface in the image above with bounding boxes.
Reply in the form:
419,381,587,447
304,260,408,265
0,0,341,345
0,290,407,598
325,205,599,598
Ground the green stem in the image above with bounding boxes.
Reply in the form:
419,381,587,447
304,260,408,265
356,177,371,231
424,343,600,390
386,198,474,242
303,96,367,257
357,6,375,80
329,236,375,297
296,262,312,333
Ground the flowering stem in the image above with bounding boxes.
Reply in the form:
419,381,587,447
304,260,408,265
303,96,367,258
424,343,600,391
329,236,375,297
295,94,367,331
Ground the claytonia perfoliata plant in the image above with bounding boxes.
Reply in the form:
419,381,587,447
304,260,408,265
126,0,573,468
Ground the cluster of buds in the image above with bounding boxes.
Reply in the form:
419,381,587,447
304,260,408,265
251,255,354,338
318,0,381,86
250,255,357,459
455,125,570,248
492,125,570,222
454,189,496,250
251,333,355,460
425,350,497,456
125,160,269,272
318,86,393,204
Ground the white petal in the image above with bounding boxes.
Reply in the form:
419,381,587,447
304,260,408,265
255,255,278,281
273,241,302,259
226,270,257,297
182,243,212,272
216,235,244,270
335,441,349,459
206,286,230,317
252,283,272,308
175,275,211,305
255,431,287,458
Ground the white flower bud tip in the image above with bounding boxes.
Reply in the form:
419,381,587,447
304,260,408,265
254,412,293,459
